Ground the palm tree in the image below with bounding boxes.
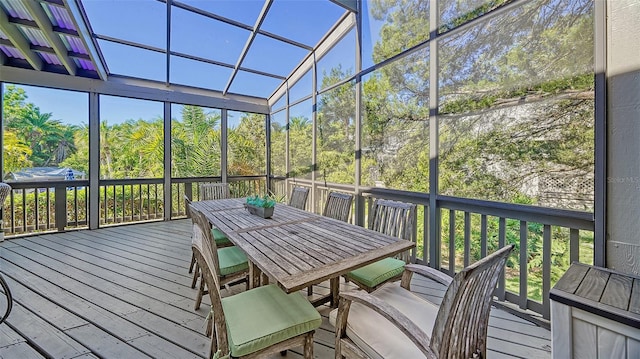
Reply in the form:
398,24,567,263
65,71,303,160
7,106,70,166
100,121,115,178
129,118,164,178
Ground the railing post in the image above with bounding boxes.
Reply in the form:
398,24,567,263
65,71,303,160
184,181,192,201
428,0,441,269
55,184,67,232
355,194,365,227
163,102,172,221
519,220,529,309
542,224,552,319
89,92,100,229
265,114,271,193
221,109,228,184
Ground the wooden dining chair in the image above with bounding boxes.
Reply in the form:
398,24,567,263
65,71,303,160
307,191,354,296
0,183,13,325
345,198,416,292
192,220,322,359
322,192,354,222
199,182,233,246
185,195,198,274
332,244,515,359
288,186,309,210
199,182,231,200
189,205,249,316
187,195,233,279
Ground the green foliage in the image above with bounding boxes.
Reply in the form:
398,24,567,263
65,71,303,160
288,116,313,179
99,118,164,179
246,194,276,208
439,0,513,33
228,113,266,176
2,85,79,169
3,131,33,172
370,0,430,63
172,105,221,177
440,74,594,115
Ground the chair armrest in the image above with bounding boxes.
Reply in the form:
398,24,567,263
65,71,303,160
404,264,453,287
337,290,437,359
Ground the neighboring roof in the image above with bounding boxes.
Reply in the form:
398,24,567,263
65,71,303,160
4,166,86,181
0,0,351,100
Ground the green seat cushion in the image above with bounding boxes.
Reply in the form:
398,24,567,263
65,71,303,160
222,284,321,357
212,228,232,247
347,258,406,288
217,247,248,276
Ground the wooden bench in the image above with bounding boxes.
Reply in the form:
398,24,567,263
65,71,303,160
550,263,640,358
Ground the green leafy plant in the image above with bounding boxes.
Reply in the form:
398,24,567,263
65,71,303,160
246,194,276,208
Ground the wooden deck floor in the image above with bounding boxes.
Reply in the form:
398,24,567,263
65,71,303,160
0,220,552,359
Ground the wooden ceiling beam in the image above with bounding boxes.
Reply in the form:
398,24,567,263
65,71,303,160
23,0,76,75
0,9,43,70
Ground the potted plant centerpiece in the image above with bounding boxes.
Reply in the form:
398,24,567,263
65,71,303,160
245,194,276,218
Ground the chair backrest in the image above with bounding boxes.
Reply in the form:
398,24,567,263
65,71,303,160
0,183,11,204
430,244,515,359
288,187,309,210
190,213,229,357
189,205,221,270
199,183,231,201
368,199,416,241
322,192,354,222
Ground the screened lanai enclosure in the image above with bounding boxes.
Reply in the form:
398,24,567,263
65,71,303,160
0,0,618,356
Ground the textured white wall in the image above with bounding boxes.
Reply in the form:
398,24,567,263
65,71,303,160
606,0,640,274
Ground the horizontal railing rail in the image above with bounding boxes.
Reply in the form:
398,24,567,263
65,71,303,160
437,195,594,231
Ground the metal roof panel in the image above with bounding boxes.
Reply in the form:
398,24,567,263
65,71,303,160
76,58,95,71
19,27,51,47
1,45,26,59
0,0,34,20
61,34,88,54
46,3,76,31
82,59,95,71
39,51,62,65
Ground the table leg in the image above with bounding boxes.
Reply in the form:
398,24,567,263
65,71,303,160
330,277,340,308
249,262,261,289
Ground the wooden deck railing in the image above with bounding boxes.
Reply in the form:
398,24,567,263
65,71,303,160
2,180,90,235
99,179,165,225
270,177,595,320
2,176,267,235
171,176,267,218
2,175,594,319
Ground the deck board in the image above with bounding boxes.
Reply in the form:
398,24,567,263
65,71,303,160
0,220,551,358
0,341,46,359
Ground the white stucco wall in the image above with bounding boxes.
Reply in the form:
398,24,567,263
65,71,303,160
606,0,640,274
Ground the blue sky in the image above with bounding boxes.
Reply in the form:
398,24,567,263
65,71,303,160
9,1,388,126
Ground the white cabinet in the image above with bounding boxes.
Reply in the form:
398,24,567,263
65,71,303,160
550,263,640,359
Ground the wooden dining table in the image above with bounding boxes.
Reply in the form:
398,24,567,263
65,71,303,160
190,198,415,307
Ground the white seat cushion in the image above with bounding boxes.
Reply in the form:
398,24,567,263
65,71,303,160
329,282,438,359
